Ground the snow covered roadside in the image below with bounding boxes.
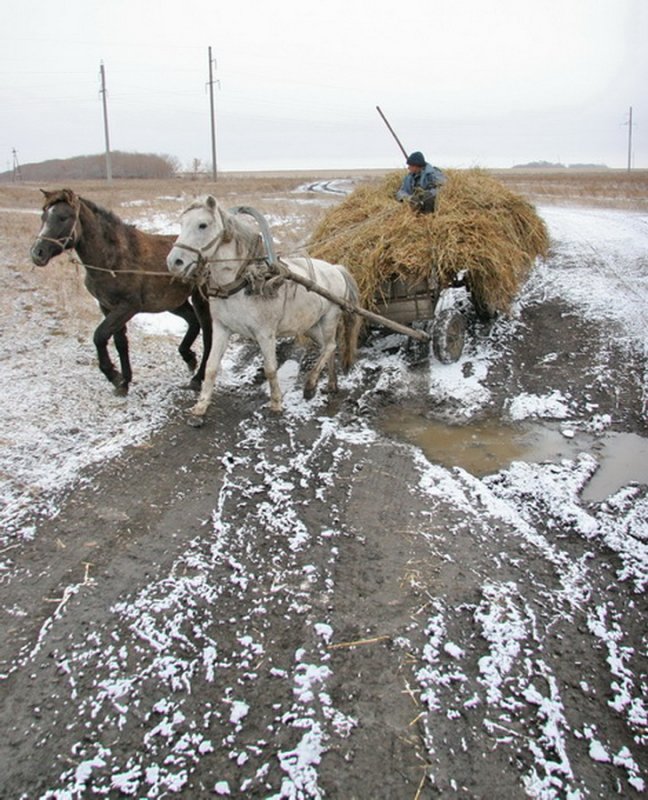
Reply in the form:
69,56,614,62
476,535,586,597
1,198,647,797
536,205,648,359
403,203,648,796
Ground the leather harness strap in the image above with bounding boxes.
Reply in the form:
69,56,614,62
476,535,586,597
194,206,287,299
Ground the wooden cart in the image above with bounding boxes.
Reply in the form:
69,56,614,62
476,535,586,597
233,206,489,365
372,274,476,364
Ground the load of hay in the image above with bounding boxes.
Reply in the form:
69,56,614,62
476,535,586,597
308,168,549,317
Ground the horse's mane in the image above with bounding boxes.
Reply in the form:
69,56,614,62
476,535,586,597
79,196,127,230
226,209,264,253
190,197,265,257
44,189,135,235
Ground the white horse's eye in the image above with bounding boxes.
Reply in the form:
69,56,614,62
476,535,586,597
198,223,208,230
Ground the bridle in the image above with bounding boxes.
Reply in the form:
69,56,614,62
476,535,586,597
170,230,226,279
37,200,81,253
171,205,286,299
170,220,264,298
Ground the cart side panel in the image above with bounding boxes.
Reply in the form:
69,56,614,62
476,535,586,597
374,276,439,325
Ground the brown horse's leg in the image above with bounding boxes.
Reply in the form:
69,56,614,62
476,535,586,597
95,305,135,395
170,301,200,373
190,289,213,388
113,326,132,387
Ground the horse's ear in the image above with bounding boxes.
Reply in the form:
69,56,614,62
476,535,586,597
206,195,217,211
218,206,234,243
40,188,52,199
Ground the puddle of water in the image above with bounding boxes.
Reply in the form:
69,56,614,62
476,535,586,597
380,409,648,503
583,431,648,502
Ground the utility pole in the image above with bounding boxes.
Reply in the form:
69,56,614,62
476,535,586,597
12,148,22,182
99,61,113,183
208,47,218,181
625,106,634,172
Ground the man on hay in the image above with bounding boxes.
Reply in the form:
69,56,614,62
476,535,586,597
309,154,550,324
396,151,446,213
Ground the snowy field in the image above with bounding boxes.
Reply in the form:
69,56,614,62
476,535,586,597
0,193,647,798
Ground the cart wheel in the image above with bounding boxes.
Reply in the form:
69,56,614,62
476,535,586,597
432,309,466,363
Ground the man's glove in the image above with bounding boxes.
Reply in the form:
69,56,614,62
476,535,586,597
409,187,427,212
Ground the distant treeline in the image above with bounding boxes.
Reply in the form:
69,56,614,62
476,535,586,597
512,160,609,170
0,152,180,182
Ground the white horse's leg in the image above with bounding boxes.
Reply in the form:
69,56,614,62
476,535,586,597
303,333,338,400
326,351,338,394
190,322,230,418
256,333,283,413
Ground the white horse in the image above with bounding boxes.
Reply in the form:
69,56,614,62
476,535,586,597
167,196,362,422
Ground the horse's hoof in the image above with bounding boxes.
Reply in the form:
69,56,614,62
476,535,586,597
186,415,205,428
303,385,316,401
108,371,129,396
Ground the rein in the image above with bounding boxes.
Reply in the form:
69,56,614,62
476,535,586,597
65,255,177,279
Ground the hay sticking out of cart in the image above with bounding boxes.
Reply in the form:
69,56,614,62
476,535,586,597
308,169,549,315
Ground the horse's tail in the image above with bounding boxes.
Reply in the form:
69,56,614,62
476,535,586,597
338,267,362,373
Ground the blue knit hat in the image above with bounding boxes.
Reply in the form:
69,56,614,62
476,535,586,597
406,151,426,167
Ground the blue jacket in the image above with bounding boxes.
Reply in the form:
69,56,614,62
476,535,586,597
396,163,446,200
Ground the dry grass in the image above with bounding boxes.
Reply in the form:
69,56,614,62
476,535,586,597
0,168,644,331
308,169,550,315
494,168,648,210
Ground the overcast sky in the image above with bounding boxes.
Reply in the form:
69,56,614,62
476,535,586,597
1,0,645,173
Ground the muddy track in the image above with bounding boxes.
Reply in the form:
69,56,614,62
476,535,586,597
0,295,647,799
0,370,441,797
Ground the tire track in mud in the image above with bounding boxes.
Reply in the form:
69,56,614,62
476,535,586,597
1,288,647,799
0,397,244,797
0,379,437,798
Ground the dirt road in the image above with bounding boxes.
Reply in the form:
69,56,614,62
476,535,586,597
1,182,647,798
1,285,646,798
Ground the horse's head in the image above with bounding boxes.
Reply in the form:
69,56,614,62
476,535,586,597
167,195,234,281
30,188,81,266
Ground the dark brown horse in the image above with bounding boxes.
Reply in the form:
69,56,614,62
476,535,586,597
30,188,211,395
